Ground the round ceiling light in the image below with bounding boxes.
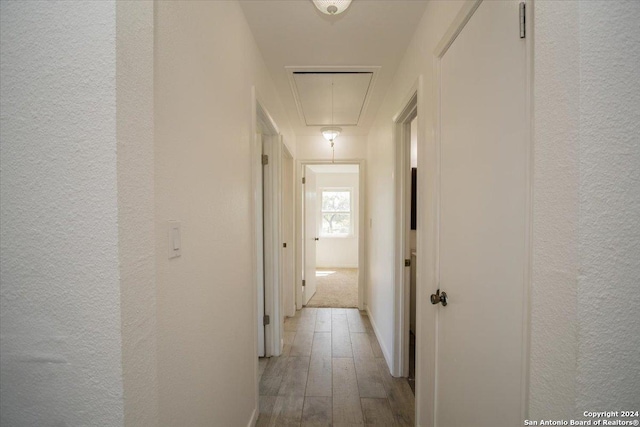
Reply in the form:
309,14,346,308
312,0,352,15
321,127,342,142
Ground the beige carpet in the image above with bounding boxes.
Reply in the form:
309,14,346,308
306,268,358,308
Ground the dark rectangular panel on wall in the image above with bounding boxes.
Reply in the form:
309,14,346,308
411,168,417,230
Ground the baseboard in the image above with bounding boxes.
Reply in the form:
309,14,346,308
247,406,258,427
365,304,394,374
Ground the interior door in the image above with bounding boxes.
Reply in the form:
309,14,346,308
256,133,265,357
303,166,317,304
435,1,528,426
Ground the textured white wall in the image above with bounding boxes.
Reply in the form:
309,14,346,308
0,1,125,425
576,0,640,410
529,0,581,417
154,2,293,426
116,2,159,426
315,173,359,268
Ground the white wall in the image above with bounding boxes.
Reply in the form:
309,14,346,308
315,172,359,268
297,134,367,160
116,2,159,425
154,2,293,426
0,1,125,425
575,0,640,410
366,0,640,423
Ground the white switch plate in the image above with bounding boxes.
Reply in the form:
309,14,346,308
168,221,181,259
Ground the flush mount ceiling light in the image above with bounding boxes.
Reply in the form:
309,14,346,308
321,127,342,142
312,0,352,15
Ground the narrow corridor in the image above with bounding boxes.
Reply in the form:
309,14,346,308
257,307,415,426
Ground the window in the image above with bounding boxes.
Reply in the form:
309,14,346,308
320,189,352,237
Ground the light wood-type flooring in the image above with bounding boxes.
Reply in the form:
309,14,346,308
257,307,415,426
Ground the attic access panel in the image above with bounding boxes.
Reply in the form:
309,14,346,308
292,72,373,126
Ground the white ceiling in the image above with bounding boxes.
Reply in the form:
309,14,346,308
239,0,429,137
293,72,373,126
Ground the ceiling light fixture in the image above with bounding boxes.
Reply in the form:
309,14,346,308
321,127,342,142
312,0,352,15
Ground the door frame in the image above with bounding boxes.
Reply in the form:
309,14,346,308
281,145,296,318
295,159,366,311
251,88,285,359
392,84,418,380
415,1,534,425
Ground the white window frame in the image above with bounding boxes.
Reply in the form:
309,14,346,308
319,187,354,238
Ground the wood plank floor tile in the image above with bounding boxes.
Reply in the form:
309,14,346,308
333,358,364,424
256,395,277,427
351,333,375,359
260,307,413,427
361,398,396,426
347,309,372,333
306,332,332,397
368,331,385,359
258,357,269,382
260,356,289,396
290,330,314,357
302,396,332,426
282,331,296,357
269,395,304,427
297,308,317,332
279,356,310,396
332,314,353,358
315,308,332,332
375,358,415,426
355,356,387,398
284,315,299,332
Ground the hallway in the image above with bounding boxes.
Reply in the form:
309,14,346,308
258,308,414,426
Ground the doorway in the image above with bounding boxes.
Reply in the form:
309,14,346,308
304,164,360,308
393,88,418,387
295,160,366,311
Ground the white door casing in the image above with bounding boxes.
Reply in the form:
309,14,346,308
434,1,530,426
303,166,317,305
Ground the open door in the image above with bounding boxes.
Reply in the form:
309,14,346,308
303,166,317,305
255,133,265,357
433,1,529,425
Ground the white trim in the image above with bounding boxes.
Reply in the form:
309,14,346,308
521,0,534,421
393,82,418,381
295,159,366,311
252,88,284,360
247,407,258,427
433,0,482,58
285,65,381,128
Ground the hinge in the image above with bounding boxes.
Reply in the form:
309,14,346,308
262,154,269,165
519,2,526,39
263,315,270,326
283,242,287,248
302,177,306,184
405,259,411,267
302,279,306,287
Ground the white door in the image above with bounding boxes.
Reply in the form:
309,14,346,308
435,1,528,426
303,166,317,304
256,133,265,357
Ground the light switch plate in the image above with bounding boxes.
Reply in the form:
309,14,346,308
168,221,181,259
